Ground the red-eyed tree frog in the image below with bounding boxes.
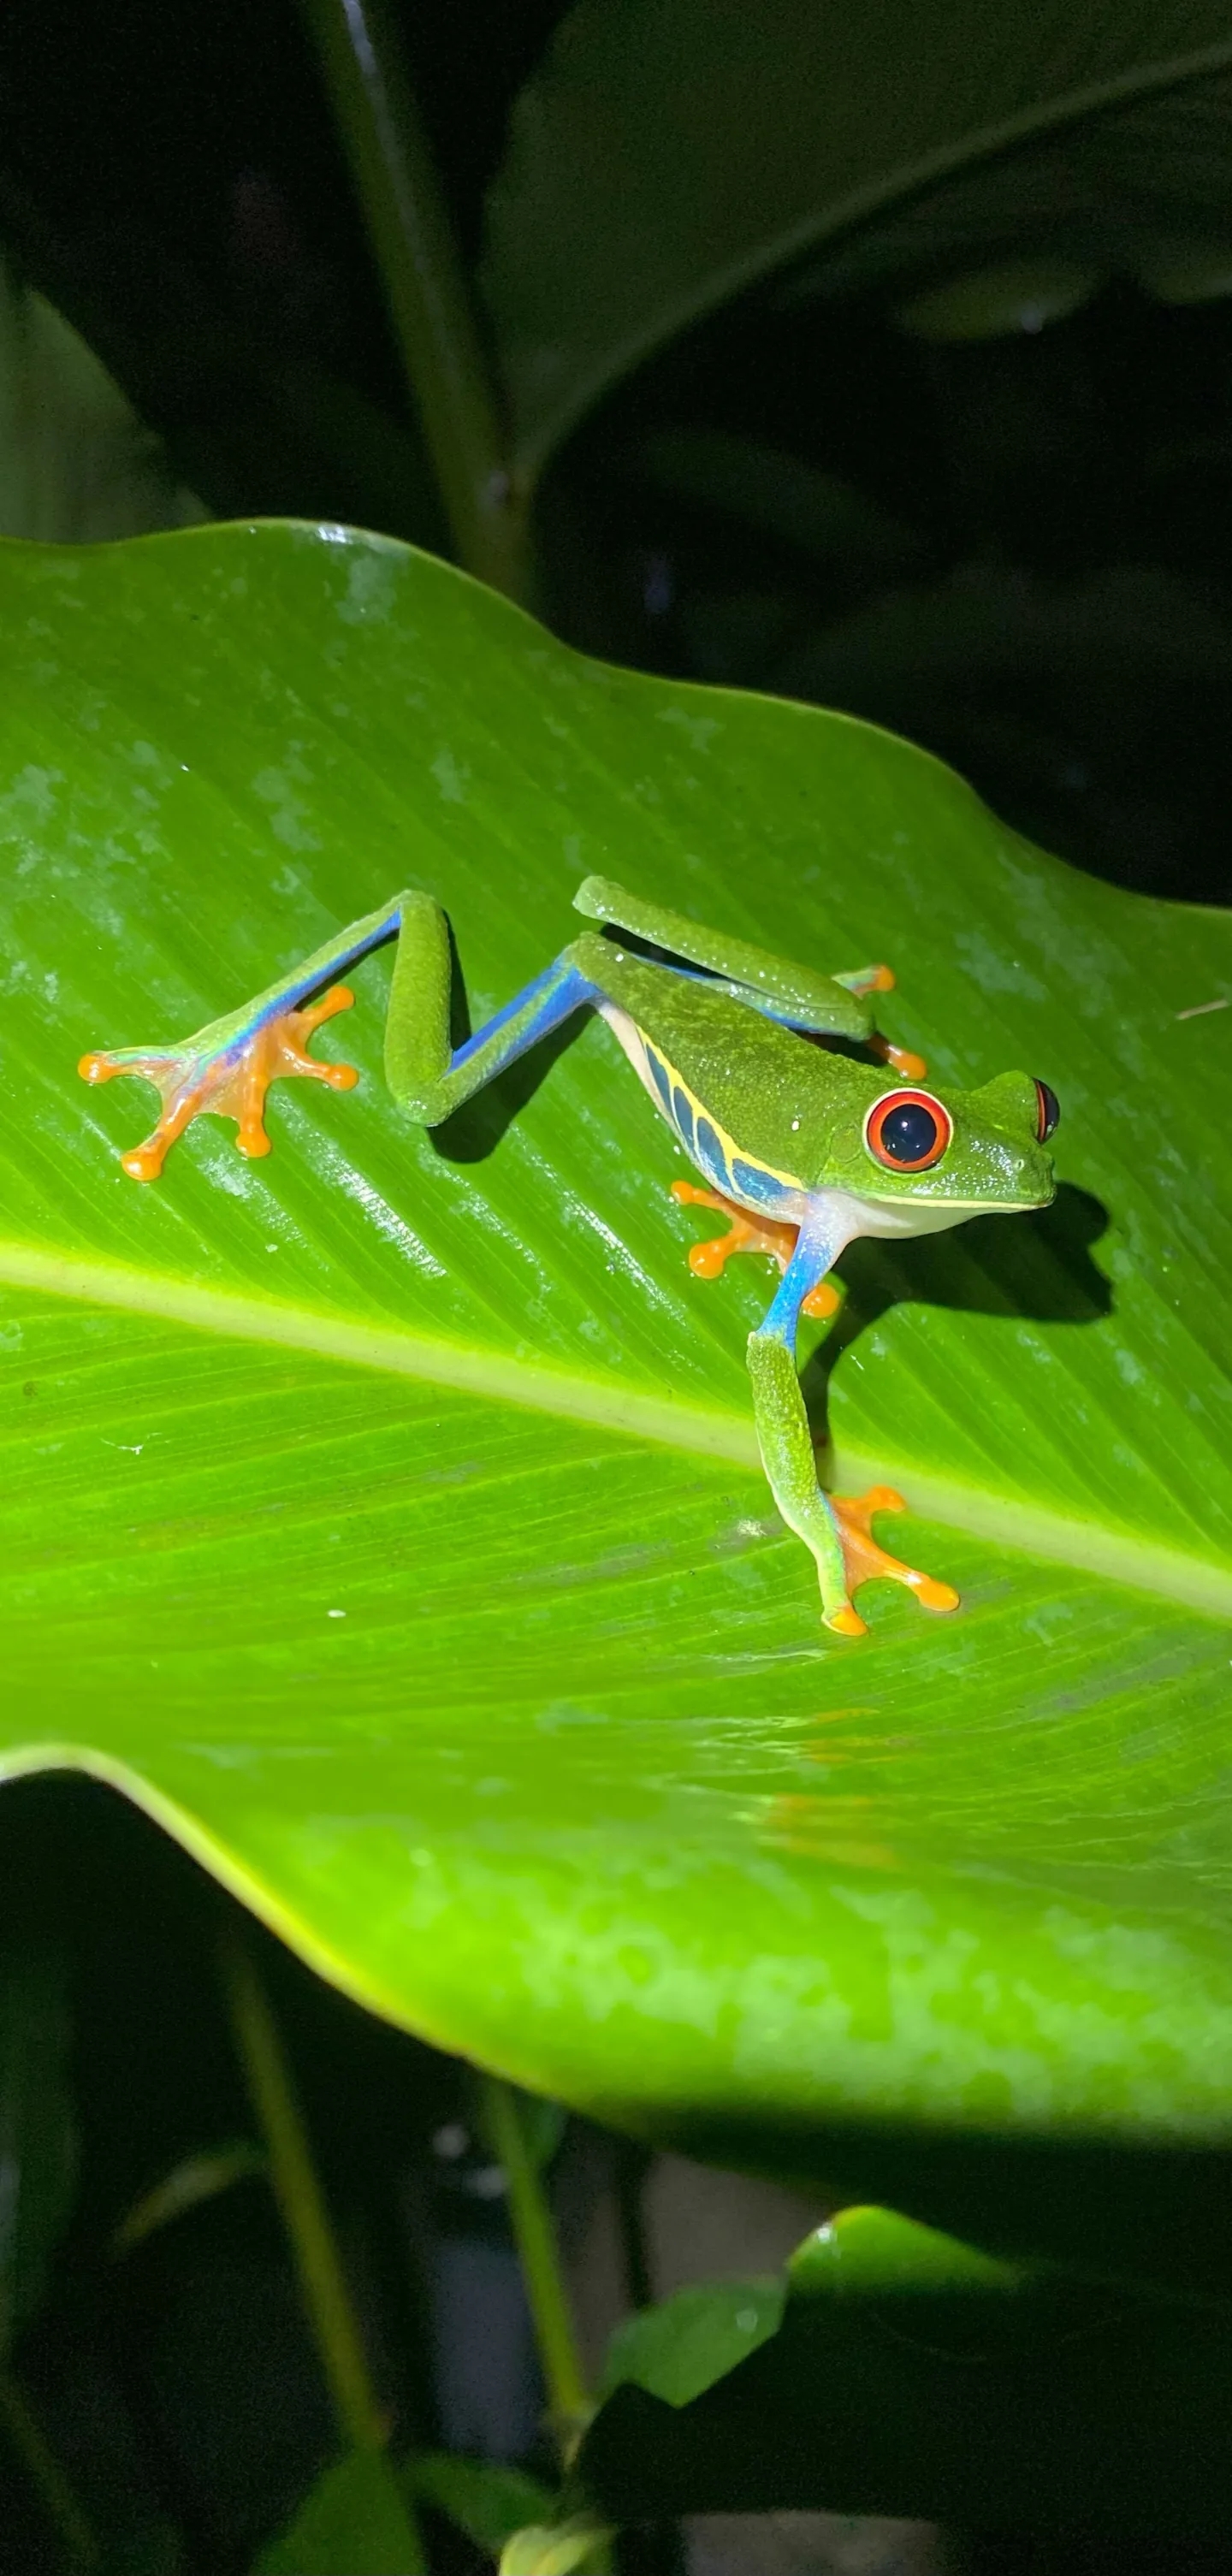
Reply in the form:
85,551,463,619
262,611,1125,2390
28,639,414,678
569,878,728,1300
80,876,1059,1637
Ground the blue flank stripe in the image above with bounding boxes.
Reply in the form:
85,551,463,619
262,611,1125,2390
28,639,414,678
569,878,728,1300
732,1156,794,1211
646,1047,674,1116
670,1084,696,1155
641,1028,801,1210
693,1113,732,1193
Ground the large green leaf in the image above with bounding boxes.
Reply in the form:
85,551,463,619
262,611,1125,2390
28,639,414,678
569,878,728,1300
2,524,1232,2278
481,0,1232,474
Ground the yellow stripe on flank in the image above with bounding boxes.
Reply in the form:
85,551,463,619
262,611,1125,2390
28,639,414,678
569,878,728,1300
640,1032,803,1196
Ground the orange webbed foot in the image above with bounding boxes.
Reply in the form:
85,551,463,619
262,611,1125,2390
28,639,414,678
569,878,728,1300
822,1486,961,1636
669,1181,841,1318
79,986,358,1181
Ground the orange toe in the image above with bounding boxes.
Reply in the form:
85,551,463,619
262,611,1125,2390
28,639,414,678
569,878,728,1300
672,1181,841,1318
80,986,358,1181
870,1033,928,1081
828,1486,960,1622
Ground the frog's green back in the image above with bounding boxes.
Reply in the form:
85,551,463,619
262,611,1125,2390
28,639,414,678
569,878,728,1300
571,930,870,1186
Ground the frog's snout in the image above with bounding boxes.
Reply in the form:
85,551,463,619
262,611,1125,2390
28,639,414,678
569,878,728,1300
1034,1080,1060,1144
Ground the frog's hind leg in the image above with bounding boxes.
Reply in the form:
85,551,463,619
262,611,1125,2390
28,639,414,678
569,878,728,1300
574,876,926,1075
670,1181,840,1318
80,984,362,1181
574,875,875,1043
82,890,601,1181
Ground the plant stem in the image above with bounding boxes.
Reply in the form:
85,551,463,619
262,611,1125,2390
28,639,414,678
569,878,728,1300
299,0,529,600
482,2075,589,2458
0,2366,98,2570
219,1926,387,2457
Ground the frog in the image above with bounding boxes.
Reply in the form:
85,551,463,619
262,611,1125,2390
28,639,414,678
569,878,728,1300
79,874,1059,1637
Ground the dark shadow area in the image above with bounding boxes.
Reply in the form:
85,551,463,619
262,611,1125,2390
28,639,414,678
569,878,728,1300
800,1182,1111,1442
541,278,1232,906
640,2107,1232,2316
0,1776,541,2573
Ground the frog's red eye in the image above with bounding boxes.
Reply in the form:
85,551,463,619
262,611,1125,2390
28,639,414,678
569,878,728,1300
864,1087,952,1173
1034,1080,1060,1143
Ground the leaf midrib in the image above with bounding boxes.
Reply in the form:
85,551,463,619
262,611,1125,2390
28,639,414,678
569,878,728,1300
6,1238,1231,1623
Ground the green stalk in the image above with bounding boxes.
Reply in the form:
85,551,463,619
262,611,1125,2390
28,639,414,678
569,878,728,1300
299,0,528,600
220,1928,388,2459
0,2366,98,2570
482,2076,589,2459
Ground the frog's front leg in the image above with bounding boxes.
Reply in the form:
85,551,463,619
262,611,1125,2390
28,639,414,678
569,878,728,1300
747,1209,960,1637
670,1181,840,1318
80,891,600,1179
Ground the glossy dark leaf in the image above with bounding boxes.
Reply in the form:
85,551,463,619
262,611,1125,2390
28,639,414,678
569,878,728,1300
0,257,203,542
635,431,926,571
574,2206,1232,2532
482,0,1232,471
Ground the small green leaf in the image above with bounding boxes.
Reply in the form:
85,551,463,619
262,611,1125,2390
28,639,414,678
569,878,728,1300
252,2449,424,2576
500,2514,613,2576
600,2277,783,2408
111,2141,267,2256
894,258,1100,339
1134,240,1232,302
406,2453,555,2553
0,257,204,542
787,2204,1022,2303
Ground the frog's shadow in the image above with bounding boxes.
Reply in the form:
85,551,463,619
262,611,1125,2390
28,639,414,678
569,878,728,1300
799,1184,1111,1448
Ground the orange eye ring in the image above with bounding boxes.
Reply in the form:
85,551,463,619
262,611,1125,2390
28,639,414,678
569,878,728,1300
863,1087,952,1173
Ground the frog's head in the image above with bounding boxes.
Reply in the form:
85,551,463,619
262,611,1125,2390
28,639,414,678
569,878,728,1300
825,1067,1059,1213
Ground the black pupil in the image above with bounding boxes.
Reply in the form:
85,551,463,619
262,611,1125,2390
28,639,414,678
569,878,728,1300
1035,1080,1061,1143
880,1101,939,1164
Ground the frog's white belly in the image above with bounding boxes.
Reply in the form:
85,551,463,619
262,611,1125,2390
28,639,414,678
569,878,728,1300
828,1188,1016,1241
